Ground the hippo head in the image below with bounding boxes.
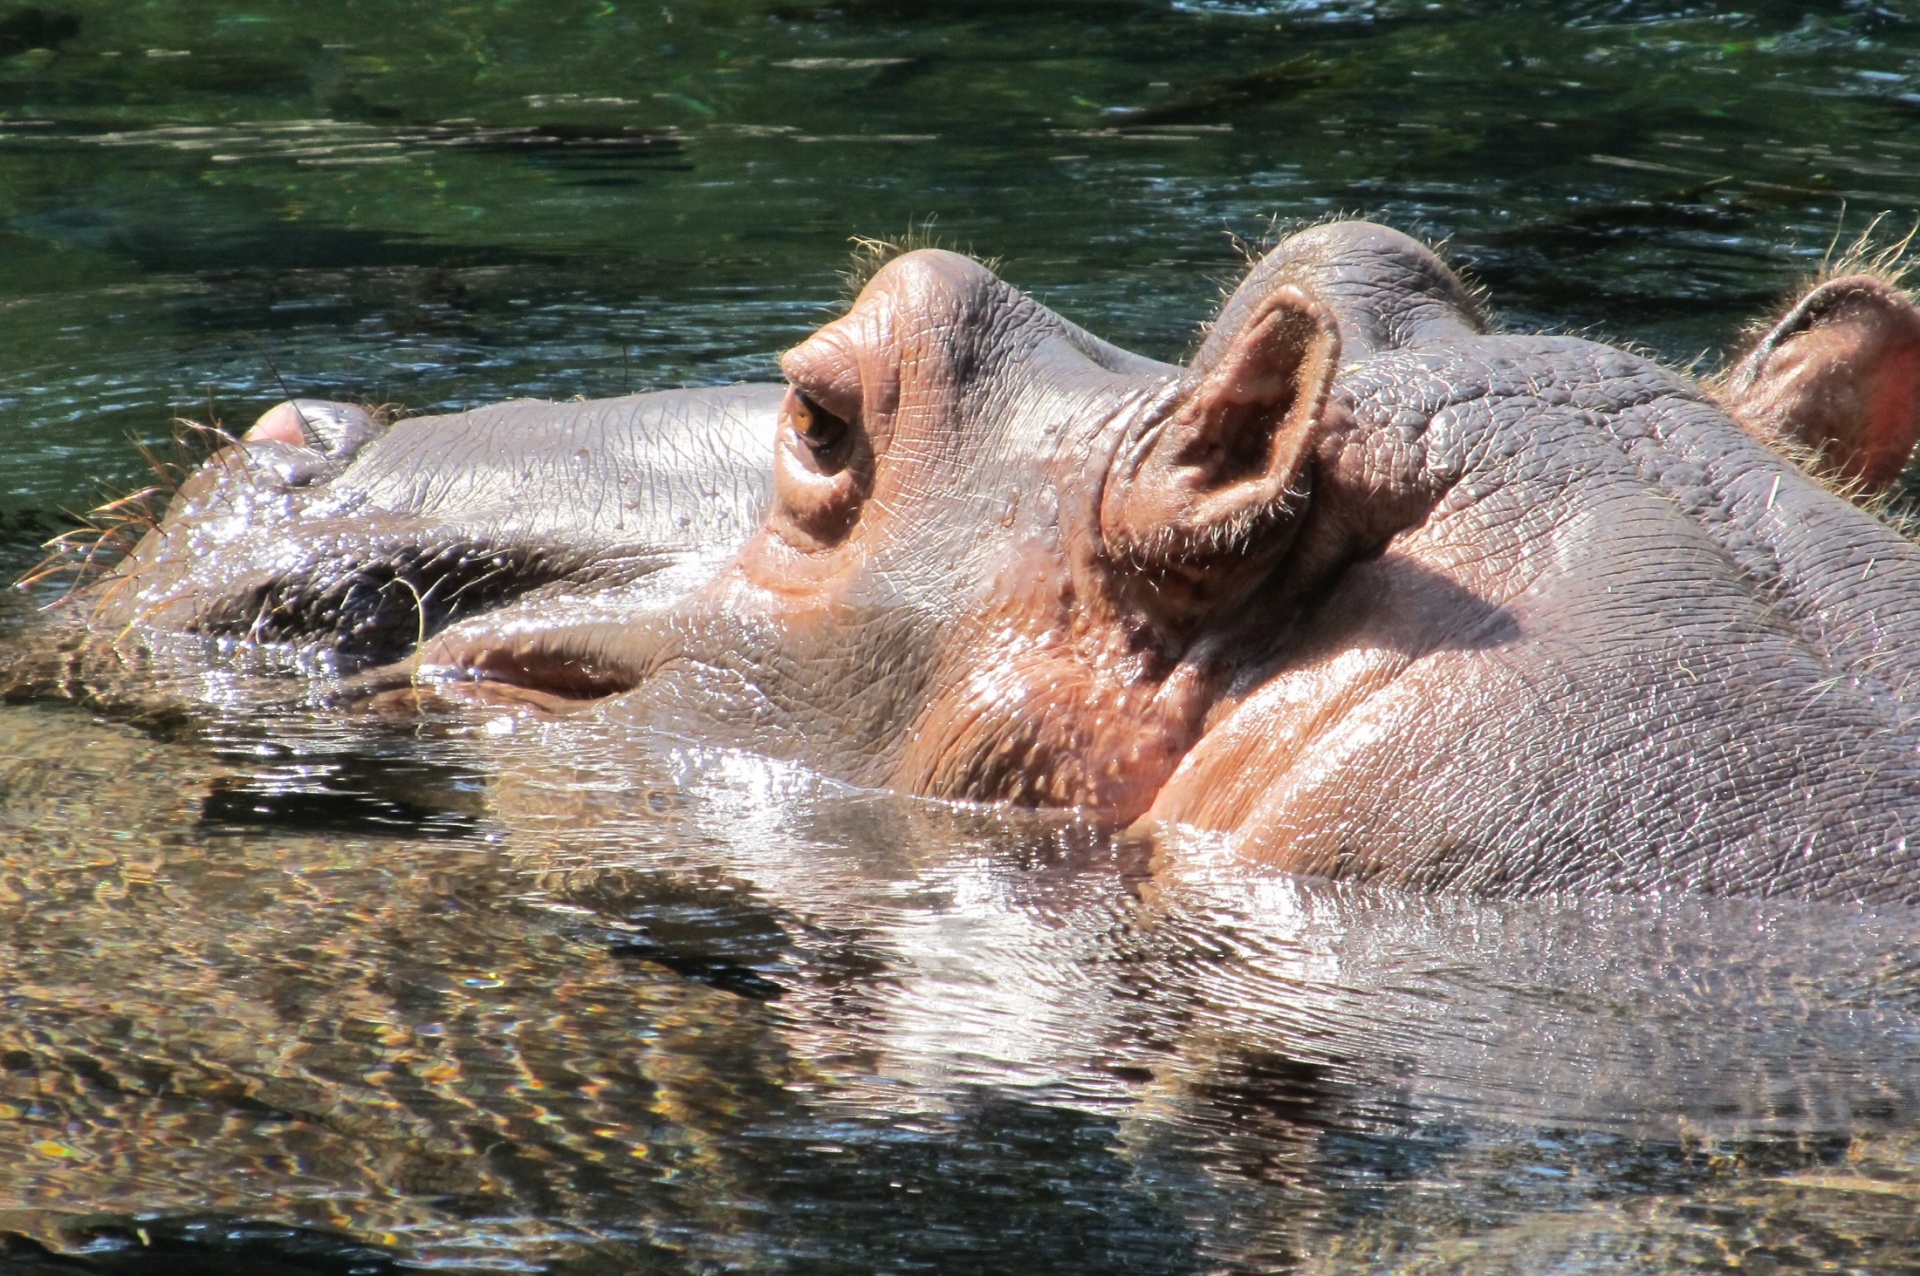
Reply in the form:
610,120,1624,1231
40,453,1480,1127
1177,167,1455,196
609,247,1376,820
67,213,1920,898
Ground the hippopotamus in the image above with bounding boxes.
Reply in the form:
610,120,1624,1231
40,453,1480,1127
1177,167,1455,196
62,221,1920,902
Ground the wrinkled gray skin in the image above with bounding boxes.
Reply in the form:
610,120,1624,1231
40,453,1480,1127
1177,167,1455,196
77,222,1920,902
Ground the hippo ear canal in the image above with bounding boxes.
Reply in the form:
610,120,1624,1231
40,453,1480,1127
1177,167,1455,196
1102,283,1343,608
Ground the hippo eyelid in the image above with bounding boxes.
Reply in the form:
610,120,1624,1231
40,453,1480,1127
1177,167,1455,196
786,385,853,457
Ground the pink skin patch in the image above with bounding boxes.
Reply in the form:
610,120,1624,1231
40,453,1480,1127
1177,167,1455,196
242,402,310,449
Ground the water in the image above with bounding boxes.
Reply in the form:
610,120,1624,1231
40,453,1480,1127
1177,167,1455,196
3,1,1920,1271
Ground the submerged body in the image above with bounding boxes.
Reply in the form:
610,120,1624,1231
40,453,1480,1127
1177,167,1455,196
67,222,1920,901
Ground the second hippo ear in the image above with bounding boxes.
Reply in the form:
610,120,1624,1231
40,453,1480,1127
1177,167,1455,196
1101,284,1342,624
1717,275,1920,496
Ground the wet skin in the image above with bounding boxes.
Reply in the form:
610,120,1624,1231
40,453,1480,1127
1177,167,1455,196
77,221,1920,902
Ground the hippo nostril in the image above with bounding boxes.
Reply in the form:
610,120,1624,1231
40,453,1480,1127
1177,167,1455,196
289,399,380,457
251,441,329,489
245,400,381,459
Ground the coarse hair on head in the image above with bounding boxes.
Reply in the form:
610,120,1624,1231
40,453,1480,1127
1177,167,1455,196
840,216,1002,302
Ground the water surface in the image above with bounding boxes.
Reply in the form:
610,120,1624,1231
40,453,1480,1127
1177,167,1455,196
4,2,1920,1271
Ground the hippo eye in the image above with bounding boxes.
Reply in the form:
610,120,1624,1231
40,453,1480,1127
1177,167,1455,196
787,387,850,457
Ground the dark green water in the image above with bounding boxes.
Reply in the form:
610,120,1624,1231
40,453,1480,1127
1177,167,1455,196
4,2,1920,1272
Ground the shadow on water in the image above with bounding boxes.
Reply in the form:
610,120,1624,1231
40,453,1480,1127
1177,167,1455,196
5,0,1920,1271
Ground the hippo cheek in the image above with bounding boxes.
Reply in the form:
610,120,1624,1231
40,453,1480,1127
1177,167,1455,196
889,575,1217,820
899,651,1211,820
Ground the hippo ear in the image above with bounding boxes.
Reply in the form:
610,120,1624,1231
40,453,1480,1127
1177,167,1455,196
1717,275,1920,496
1101,283,1342,623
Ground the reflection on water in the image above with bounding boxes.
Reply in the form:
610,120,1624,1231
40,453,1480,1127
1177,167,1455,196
2,691,1919,1272
5,0,1920,1270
